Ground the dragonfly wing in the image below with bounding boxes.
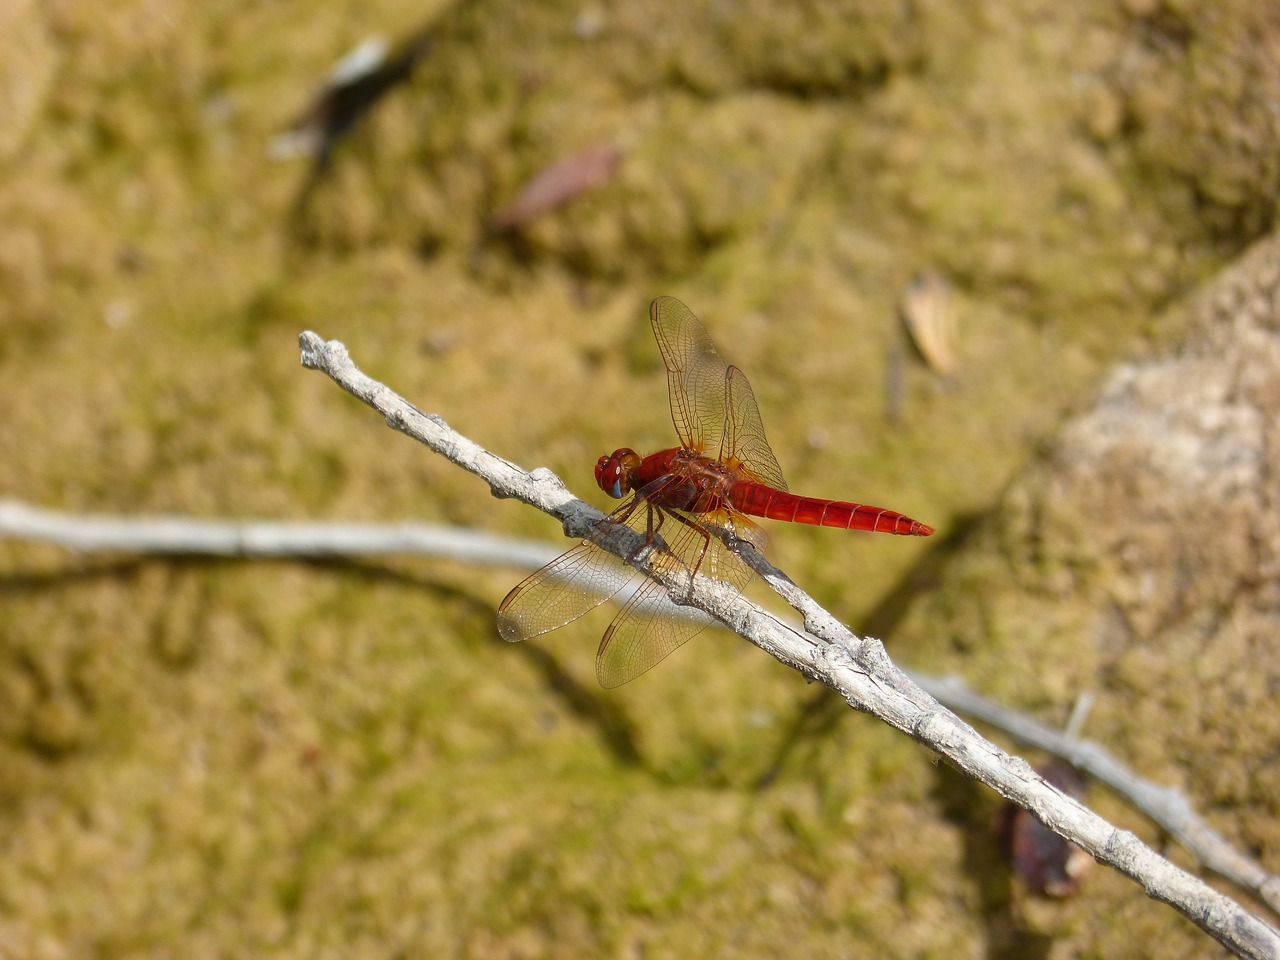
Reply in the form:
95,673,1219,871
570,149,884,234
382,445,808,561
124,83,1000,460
596,577,713,688
595,509,756,687
497,538,639,642
650,298,788,492
650,296,730,453
722,364,788,493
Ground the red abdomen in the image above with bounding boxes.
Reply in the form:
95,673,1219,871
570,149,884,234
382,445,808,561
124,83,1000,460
728,483,934,537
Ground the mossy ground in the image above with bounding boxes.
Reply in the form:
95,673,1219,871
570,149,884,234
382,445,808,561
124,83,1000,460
1,0,1275,956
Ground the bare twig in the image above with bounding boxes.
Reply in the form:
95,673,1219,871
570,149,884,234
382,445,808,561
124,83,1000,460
0,499,558,569
3,494,1277,918
296,330,1279,959
915,673,1280,916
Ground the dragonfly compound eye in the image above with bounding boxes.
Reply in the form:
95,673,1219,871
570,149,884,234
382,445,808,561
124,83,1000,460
595,449,635,499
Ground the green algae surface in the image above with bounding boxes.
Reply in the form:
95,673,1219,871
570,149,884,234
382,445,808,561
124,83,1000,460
2,0,1278,956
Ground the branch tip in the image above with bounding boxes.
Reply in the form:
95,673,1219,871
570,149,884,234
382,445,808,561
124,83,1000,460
298,331,351,372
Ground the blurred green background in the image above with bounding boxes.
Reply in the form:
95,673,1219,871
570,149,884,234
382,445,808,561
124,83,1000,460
2,0,1277,955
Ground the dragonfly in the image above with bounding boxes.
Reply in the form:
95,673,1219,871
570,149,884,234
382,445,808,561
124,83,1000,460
498,296,934,688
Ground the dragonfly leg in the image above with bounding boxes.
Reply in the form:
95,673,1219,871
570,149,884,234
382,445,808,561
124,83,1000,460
592,497,640,542
665,510,713,602
610,501,661,566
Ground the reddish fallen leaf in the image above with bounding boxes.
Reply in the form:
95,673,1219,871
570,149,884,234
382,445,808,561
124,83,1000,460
996,760,1093,897
489,144,621,232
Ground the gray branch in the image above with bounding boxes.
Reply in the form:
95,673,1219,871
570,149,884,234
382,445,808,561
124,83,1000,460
0,499,559,569
3,492,1277,917
295,331,1279,958
4,331,1273,956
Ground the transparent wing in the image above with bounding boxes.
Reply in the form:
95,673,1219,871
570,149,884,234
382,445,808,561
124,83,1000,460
497,536,641,642
723,365,788,492
650,297,788,492
594,577,712,689
650,295,730,453
595,509,756,688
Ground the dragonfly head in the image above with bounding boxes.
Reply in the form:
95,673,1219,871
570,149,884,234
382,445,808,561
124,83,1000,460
595,448,641,499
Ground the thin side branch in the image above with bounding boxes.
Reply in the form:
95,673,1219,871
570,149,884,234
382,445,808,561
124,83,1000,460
3,494,1277,918
915,674,1280,915
0,499,559,569
299,330,1280,958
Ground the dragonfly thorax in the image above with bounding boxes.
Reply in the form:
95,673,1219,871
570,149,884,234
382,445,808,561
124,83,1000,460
595,448,642,499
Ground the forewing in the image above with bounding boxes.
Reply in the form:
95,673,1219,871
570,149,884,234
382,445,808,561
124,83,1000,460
595,510,756,687
497,538,639,642
722,365,788,492
650,296,730,453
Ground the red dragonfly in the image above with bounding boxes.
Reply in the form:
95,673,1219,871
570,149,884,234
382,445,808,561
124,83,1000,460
498,296,933,687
